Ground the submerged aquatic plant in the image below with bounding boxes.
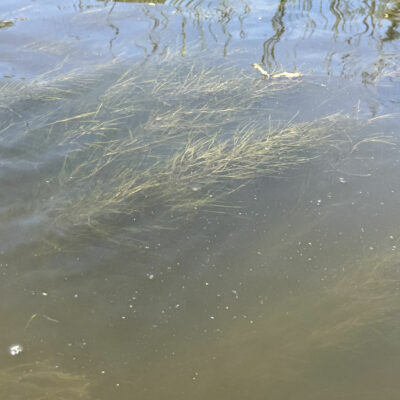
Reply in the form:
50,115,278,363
0,56,394,239
0,362,91,399
167,240,400,399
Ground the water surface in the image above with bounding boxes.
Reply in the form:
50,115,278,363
1,1,400,399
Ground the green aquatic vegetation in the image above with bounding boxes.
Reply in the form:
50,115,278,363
0,57,394,238
310,250,400,350
0,362,91,400
60,115,345,222
0,20,14,29
174,247,400,398
111,242,400,398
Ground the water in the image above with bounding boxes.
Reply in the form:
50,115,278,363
1,1,400,399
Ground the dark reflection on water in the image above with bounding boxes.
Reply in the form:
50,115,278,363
1,0,399,80
94,0,400,81
260,0,400,79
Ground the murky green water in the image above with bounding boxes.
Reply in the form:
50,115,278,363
1,0,400,399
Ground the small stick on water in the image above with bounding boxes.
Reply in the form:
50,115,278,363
252,63,303,79
252,63,270,78
24,313,60,331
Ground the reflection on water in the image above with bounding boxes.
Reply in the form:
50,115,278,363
1,0,399,79
1,0,400,399
262,0,400,79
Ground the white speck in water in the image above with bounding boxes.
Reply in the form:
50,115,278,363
42,292,48,296
73,294,79,298
338,177,347,183
9,344,23,356
148,274,154,280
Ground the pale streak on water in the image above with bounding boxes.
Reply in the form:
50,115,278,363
0,0,400,399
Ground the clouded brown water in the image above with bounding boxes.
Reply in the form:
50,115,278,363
1,1,400,399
